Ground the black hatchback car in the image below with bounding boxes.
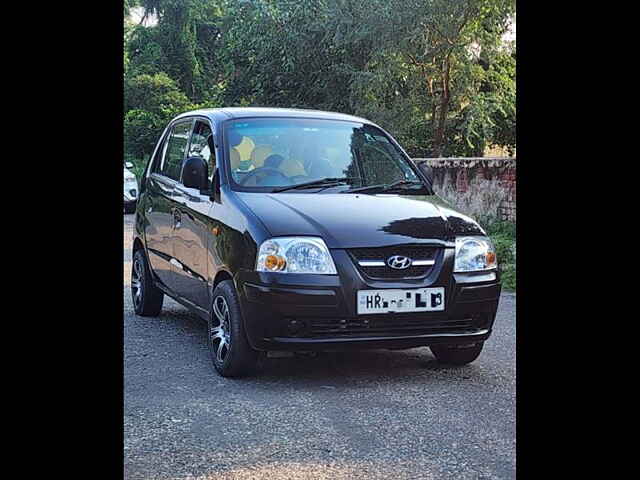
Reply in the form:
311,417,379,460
131,107,501,377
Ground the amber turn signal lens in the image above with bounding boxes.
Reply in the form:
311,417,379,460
264,254,286,271
486,251,497,266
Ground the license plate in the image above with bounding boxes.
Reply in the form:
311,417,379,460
357,287,445,314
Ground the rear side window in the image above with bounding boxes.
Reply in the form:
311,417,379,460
160,120,193,181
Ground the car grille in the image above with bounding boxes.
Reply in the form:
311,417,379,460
348,245,439,279
308,316,478,338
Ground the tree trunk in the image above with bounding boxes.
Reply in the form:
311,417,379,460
432,54,451,157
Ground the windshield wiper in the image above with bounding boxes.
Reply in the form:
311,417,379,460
343,179,425,194
272,177,358,193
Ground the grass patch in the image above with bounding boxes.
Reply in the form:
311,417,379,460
480,217,516,292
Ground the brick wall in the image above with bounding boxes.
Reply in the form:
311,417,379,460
412,157,516,222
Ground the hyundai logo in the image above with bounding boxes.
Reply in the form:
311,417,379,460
387,255,412,269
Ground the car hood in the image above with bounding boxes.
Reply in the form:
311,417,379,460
236,192,484,248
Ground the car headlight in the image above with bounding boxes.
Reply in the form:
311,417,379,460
256,237,337,274
454,236,497,272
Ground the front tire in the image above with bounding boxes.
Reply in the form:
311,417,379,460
430,342,484,365
131,249,164,316
208,280,259,377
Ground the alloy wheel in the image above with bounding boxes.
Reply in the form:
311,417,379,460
131,257,144,308
211,295,231,363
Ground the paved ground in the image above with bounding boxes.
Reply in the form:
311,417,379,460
124,214,516,480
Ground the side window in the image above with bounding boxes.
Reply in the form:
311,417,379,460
160,120,193,182
188,120,216,180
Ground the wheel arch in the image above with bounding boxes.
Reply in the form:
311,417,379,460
212,269,234,294
132,237,144,256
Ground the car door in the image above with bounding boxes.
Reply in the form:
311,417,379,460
171,119,216,310
145,119,193,292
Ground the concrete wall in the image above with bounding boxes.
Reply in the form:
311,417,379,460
413,157,516,222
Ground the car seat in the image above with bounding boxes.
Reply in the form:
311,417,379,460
250,145,273,169
278,157,306,177
230,148,241,170
235,136,255,161
264,154,285,169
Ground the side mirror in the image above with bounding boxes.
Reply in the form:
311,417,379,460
125,161,134,169
181,156,208,190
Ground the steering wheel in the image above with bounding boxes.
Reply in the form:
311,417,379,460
238,167,292,186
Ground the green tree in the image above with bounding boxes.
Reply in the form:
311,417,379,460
220,0,515,157
124,73,196,157
452,47,516,156
322,0,515,156
123,0,516,160
221,0,358,110
128,0,226,103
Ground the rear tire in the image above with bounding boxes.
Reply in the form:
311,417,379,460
430,342,484,365
131,249,164,317
208,280,259,377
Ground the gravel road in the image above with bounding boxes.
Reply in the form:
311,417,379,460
123,214,516,479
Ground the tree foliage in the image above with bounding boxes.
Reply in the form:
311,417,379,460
124,0,516,160
124,72,197,157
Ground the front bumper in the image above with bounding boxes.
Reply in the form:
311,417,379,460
236,248,501,351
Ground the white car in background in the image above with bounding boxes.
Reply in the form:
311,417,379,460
124,162,138,213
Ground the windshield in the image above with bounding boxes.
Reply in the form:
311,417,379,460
224,118,423,192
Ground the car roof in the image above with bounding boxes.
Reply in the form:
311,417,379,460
172,107,376,126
